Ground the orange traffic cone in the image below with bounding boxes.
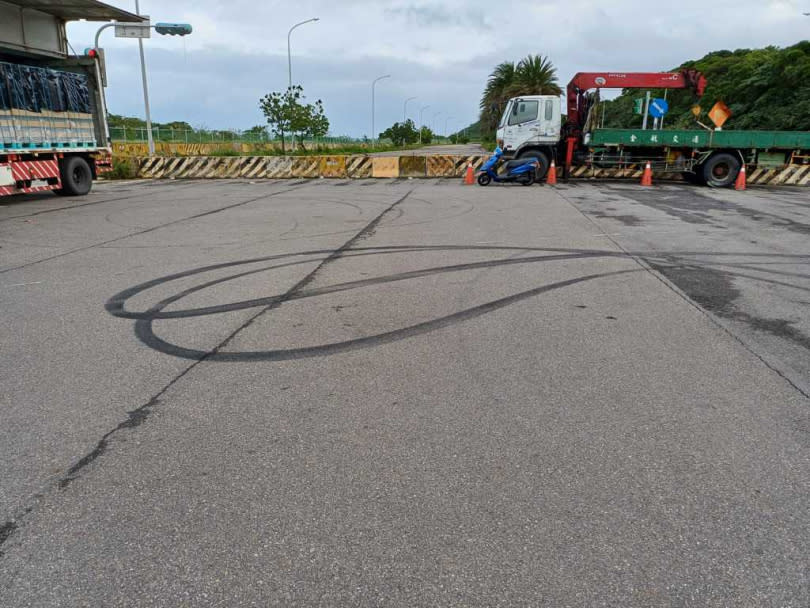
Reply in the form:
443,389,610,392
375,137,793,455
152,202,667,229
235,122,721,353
640,161,652,186
546,159,557,185
734,164,746,191
464,163,474,185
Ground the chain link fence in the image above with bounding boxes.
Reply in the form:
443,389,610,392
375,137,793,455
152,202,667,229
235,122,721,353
109,127,366,146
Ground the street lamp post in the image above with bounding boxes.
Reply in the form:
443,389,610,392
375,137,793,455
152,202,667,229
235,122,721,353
371,74,390,147
432,111,442,135
287,18,319,91
403,96,417,123
445,116,454,139
418,105,430,144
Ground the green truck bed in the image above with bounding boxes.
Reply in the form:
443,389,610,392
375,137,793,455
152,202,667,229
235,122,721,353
588,128,810,150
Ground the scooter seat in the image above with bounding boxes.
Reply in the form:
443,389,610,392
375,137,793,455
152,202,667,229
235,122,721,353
504,159,537,170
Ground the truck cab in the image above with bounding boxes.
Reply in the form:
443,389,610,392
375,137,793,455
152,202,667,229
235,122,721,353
496,95,561,163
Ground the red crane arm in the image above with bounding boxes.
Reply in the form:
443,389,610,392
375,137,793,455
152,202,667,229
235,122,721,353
566,69,707,130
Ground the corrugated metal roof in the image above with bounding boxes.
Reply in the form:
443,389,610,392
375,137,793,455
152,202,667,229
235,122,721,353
2,0,142,22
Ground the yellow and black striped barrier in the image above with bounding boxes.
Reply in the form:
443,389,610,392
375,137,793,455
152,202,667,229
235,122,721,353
131,155,810,186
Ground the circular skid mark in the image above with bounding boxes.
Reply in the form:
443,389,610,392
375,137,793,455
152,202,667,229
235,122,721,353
107,245,636,362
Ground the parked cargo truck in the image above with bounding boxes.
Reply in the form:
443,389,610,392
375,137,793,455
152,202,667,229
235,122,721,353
0,0,140,197
496,70,810,187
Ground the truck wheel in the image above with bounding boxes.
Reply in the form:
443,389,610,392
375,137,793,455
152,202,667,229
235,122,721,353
518,150,549,182
55,156,92,196
702,153,740,188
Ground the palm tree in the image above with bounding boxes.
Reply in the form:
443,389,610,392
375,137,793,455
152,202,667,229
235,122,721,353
508,55,562,97
479,55,561,138
479,61,516,135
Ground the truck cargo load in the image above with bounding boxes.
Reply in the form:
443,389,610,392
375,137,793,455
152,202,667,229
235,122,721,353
0,61,96,148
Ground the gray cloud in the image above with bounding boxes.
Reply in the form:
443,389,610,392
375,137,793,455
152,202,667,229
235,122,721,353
385,4,492,31
65,0,809,135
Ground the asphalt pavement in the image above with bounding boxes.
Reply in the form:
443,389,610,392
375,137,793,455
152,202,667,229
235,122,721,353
369,143,486,156
0,178,808,606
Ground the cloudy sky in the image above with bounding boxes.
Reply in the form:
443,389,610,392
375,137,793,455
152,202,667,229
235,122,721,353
66,0,808,137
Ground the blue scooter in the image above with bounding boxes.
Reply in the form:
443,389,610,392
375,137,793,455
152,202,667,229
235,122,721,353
477,147,538,186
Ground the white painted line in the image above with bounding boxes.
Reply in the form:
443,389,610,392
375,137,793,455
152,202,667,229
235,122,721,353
3,281,42,288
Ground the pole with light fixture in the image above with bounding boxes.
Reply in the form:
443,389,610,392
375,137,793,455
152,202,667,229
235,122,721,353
371,74,391,147
288,18,319,90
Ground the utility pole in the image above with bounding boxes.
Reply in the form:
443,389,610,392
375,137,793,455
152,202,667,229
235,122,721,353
641,91,651,130
134,0,154,156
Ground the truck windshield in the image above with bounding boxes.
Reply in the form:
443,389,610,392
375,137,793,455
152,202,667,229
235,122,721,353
499,102,512,129
508,100,539,126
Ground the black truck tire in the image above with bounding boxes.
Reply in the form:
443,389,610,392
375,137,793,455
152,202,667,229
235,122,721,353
701,153,740,188
55,156,92,196
518,150,549,182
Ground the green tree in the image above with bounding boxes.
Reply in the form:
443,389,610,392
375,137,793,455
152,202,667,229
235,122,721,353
260,86,330,152
507,55,562,97
601,42,810,131
419,126,433,145
379,119,419,146
259,87,299,153
478,55,561,139
479,61,516,137
296,98,329,146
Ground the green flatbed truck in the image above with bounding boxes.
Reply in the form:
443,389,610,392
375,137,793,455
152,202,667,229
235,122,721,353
586,128,810,186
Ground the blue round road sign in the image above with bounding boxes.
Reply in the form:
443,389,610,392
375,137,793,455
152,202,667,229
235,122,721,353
648,98,669,118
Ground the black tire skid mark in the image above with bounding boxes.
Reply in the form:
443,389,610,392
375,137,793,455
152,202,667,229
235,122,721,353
106,243,634,361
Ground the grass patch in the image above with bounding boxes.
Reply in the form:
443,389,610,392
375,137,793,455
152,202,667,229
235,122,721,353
105,158,138,179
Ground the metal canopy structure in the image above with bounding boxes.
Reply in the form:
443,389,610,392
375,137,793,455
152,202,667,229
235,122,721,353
1,0,142,22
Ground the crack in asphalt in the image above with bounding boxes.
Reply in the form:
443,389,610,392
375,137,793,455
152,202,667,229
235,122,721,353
0,185,414,560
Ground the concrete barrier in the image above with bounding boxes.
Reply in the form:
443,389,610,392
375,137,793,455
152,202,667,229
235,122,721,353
347,156,372,178
291,156,321,178
131,155,810,186
399,155,426,178
139,156,165,178
426,155,455,177
266,157,293,179
240,156,267,178
372,157,399,178
320,156,346,178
